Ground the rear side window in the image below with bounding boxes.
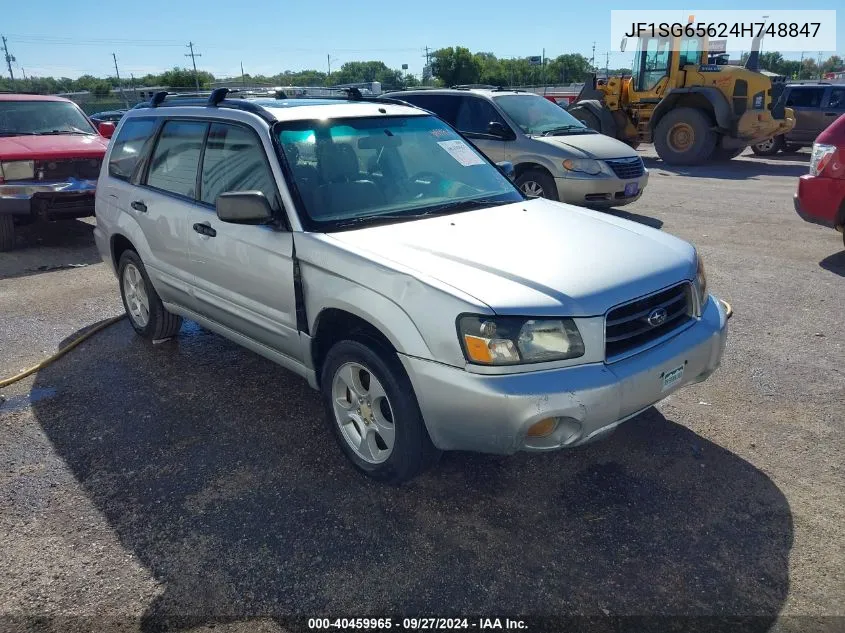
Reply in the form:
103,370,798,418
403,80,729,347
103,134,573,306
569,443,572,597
400,94,461,125
146,120,207,198
786,88,825,108
108,118,156,181
200,122,279,208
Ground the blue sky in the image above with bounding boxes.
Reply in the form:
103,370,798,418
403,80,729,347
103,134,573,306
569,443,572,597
3,0,843,81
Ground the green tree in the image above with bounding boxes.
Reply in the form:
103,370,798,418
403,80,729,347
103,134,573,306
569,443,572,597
822,55,843,74
92,81,112,98
159,67,215,89
431,47,481,86
546,53,592,84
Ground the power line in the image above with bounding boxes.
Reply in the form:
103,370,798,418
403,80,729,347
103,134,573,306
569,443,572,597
2,36,16,81
185,41,202,92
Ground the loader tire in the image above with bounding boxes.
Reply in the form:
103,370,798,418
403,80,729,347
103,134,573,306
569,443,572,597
0,215,15,252
654,108,717,165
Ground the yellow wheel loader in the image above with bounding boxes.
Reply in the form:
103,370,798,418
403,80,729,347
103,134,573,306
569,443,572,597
569,30,796,165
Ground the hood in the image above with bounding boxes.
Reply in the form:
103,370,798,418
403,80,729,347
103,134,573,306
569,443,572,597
533,132,638,160
0,134,108,161
326,198,696,316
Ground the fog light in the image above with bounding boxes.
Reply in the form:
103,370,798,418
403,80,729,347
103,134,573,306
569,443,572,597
526,417,558,438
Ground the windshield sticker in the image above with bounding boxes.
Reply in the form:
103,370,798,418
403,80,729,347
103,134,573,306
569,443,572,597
437,140,485,166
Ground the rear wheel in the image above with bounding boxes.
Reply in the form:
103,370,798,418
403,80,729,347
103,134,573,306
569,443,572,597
784,143,803,153
751,135,784,156
118,250,183,340
0,215,15,251
654,107,717,165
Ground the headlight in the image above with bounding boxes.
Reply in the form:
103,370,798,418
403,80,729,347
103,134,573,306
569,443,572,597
0,160,35,181
458,315,585,365
562,158,603,175
696,253,708,307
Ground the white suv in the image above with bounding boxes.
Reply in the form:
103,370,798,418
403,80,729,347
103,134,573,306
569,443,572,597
95,89,729,483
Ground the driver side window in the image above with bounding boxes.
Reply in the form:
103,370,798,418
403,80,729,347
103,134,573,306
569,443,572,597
455,97,506,135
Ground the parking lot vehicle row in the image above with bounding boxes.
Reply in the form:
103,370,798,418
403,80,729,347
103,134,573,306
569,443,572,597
93,89,729,482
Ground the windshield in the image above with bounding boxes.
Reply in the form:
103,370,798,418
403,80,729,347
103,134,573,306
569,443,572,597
276,114,522,231
493,94,591,136
0,100,97,136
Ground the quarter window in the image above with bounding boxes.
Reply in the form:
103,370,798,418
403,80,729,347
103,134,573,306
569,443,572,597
828,88,845,110
108,118,156,181
200,123,279,207
785,88,825,108
146,120,207,198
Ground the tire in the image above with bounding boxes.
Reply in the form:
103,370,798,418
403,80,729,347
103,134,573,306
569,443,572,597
516,169,558,201
784,143,803,153
320,339,440,483
654,107,717,165
712,146,745,161
0,215,15,252
625,140,641,150
117,250,183,341
750,135,784,156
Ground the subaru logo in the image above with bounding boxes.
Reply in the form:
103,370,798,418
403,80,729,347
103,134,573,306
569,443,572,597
647,307,668,327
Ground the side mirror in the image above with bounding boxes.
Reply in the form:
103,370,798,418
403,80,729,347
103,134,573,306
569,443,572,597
496,161,515,181
216,191,274,224
488,121,512,139
97,121,115,139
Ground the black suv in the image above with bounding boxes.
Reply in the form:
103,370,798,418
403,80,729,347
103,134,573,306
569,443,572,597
752,83,845,155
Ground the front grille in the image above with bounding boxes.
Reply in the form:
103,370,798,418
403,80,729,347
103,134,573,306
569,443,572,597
35,158,102,181
605,283,693,360
605,156,644,180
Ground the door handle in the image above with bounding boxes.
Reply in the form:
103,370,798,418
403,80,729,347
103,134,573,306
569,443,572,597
193,222,217,237
130,200,147,213
824,112,838,116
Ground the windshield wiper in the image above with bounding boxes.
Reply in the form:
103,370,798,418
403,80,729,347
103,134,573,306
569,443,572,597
328,197,507,230
37,129,94,135
542,125,592,136
0,131,38,136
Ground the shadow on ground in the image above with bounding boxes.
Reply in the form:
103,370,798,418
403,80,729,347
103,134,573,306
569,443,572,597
602,208,664,230
819,249,845,277
31,320,793,631
0,219,101,280
643,156,808,180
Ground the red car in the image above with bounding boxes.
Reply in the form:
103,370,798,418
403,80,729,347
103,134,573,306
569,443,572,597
794,112,845,247
0,94,115,250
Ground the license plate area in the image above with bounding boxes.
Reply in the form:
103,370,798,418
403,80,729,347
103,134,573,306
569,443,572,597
661,363,685,392
624,182,639,197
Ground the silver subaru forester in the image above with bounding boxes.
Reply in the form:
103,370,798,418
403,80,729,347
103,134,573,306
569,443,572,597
94,89,729,483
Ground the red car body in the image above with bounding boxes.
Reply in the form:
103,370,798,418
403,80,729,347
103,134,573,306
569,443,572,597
0,94,114,249
794,112,845,245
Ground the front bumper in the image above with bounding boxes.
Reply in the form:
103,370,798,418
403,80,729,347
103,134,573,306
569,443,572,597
401,294,729,454
556,169,649,208
739,108,796,145
0,179,97,218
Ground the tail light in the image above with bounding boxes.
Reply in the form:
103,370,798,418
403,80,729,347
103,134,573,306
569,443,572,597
810,143,837,176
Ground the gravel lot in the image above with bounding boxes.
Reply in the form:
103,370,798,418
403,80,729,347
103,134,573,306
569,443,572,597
0,147,843,633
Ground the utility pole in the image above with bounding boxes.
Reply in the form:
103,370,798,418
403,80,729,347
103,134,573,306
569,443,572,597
423,46,431,86
591,41,596,71
21,68,27,81
799,51,804,79
818,51,823,79
185,42,202,93
2,36,15,81
241,62,247,89
327,54,331,77
605,51,610,77
112,52,129,108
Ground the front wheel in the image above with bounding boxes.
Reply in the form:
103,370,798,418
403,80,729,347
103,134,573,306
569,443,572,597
654,107,717,165
751,135,784,156
712,146,745,161
118,250,183,340
321,339,439,483
515,169,558,201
